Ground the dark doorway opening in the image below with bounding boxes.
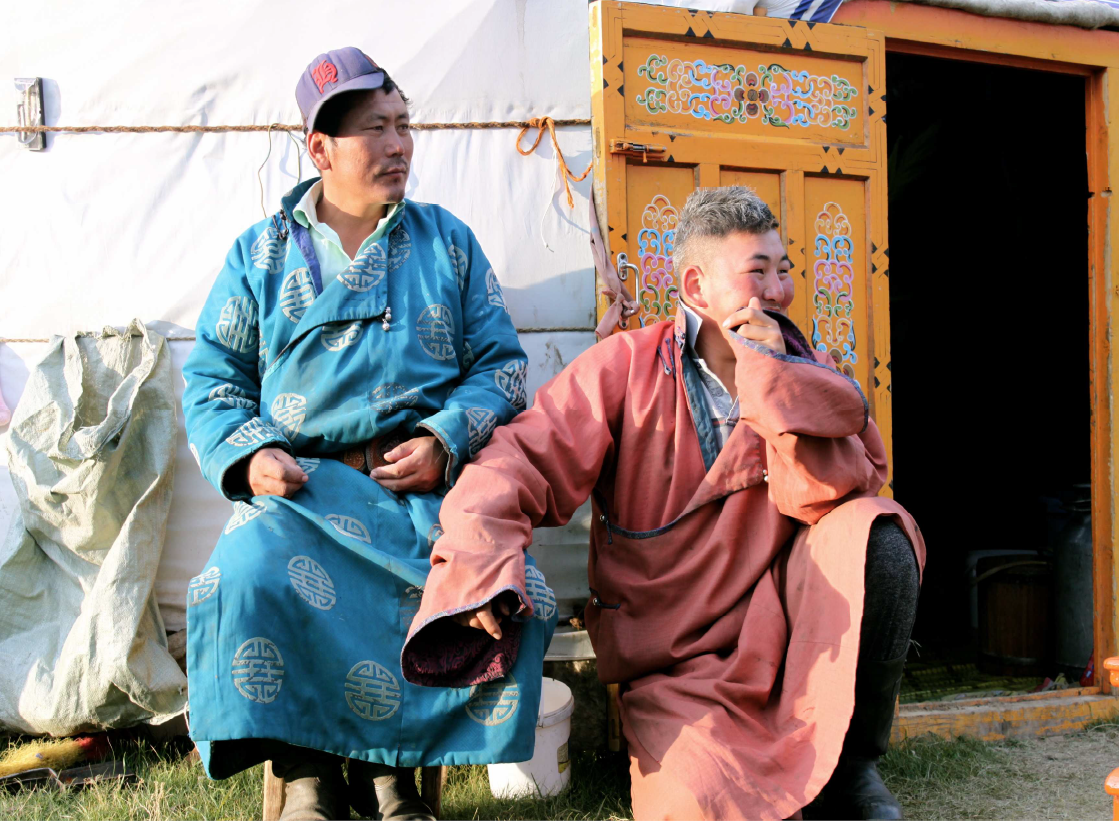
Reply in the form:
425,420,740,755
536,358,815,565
886,53,1091,702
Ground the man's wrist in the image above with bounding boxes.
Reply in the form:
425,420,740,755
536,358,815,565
222,452,256,499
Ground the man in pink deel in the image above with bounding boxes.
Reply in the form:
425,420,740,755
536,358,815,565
401,187,925,820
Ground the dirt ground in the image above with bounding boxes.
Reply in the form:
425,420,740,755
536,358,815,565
885,726,1119,820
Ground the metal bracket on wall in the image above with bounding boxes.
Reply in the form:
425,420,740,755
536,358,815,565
609,138,666,163
15,78,44,151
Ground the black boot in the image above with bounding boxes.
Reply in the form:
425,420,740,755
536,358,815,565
347,761,435,821
806,653,907,820
272,754,350,821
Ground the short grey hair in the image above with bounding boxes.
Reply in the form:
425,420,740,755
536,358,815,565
672,186,779,273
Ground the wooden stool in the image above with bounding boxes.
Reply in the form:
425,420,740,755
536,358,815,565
1104,658,1119,820
263,761,445,820
607,682,622,752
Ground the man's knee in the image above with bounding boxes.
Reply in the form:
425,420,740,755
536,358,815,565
865,518,919,595
859,518,920,661
868,517,910,549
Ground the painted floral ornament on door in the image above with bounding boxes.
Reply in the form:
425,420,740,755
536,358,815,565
637,56,858,130
812,201,858,377
637,193,680,325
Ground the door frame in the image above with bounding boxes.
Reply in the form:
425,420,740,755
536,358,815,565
832,0,1119,700
590,0,1119,720
590,1,894,479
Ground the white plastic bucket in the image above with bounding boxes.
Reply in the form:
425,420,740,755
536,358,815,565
487,677,575,798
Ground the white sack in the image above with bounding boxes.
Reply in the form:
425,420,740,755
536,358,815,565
0,321,187,735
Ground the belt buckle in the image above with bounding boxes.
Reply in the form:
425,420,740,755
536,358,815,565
342,447,367,472
368,429,412,469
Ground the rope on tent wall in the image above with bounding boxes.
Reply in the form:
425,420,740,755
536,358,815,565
0,326,596,343
1,115,596,340
258,125,304,218
0,337,196,343
0,119,591,134
515,117,592,210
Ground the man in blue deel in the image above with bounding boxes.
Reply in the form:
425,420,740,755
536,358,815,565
182,48,557,821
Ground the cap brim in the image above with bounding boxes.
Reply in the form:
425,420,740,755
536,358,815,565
306,71,386,133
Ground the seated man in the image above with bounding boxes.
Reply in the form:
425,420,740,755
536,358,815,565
182,48,555,821
401,186,925,820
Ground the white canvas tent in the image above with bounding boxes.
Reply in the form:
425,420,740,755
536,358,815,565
3,0,1117,639
1,0,610,634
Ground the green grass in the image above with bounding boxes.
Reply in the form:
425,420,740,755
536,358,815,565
1,737,261,821
879,733,1004,785
440,752,630,821
3,731,1106,820
877,730,1119,820
1078,716,1119,734
0,736,631,821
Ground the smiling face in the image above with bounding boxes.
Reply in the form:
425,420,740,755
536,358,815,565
309,88,413,205
680,228,794,326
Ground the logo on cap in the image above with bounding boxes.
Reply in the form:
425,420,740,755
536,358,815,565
311,60,339,94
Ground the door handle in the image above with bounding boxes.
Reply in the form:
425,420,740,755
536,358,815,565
615,252,638,282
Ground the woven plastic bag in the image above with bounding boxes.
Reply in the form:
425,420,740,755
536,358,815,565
0,320,187,734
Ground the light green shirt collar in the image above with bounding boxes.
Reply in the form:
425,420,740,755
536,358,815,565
292,180,403,264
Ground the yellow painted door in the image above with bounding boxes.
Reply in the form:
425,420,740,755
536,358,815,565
590,1,892,481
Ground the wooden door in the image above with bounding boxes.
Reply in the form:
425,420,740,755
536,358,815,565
590,1,893,484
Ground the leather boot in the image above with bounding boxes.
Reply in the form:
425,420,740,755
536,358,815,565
347,760,435,821
272,755,349,821
805,653,907,820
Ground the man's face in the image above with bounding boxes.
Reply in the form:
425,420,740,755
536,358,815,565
688,229,793,326
319,88,413,203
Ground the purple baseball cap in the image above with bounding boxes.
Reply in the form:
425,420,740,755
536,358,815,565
296,47,386,133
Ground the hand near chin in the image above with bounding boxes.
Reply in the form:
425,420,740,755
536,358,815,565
722,297,786,354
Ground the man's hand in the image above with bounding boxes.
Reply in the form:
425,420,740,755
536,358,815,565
245,447,308,497
370,436,448,493
452,593,516,640
722,297,786,355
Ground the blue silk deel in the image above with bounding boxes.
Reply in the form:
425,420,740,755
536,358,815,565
182,181,557,777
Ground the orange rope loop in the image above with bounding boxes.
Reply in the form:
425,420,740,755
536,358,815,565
515,116,592,209
0,118,591,135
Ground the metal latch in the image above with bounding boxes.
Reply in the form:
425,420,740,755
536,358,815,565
609,138,666,163
15,78,44,151
615,252,638,281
